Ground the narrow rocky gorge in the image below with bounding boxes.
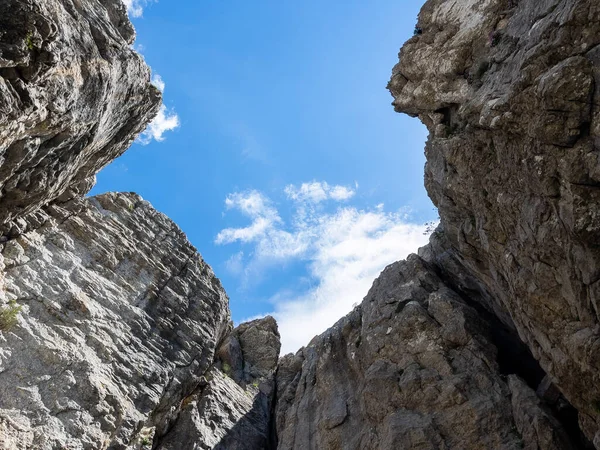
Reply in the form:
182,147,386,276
0,0,599,448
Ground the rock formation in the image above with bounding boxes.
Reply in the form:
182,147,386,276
0,192,232,448
389,0,600,445
0,1,281,448
157,317,280,450
275,0,600,447
0,192,280,449
1,0,600,448
0,0,160,227
274,255,583,449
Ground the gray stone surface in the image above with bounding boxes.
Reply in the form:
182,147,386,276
274,255,576,449
389,0,600,444
156,368,272,450
157,316,281,450
217,316,281,386
0,0,160,226
0,192,230,449
509,375,574,450
1,0,600,447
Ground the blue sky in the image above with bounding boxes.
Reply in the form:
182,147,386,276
93,0,435,353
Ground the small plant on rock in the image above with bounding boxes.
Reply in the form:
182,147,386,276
25,31,34,50
0,300,22,331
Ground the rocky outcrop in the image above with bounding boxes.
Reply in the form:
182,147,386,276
0,192,232,448
157,317,281,450
0,1,285,448
274,255,578,449
2,0,600,448
389,0,600,444
0,192,282,450
216,316,281,387
0,0,160,228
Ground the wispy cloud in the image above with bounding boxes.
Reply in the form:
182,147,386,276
216,191,282,244
151,74,165,93
122,0,153,18
216,183,435,353
284,181,356,203
137,73,180,145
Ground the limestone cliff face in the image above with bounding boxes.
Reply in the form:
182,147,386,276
274,256,579,449
273,0,600,448
389,0,600,444
157,317,281,450
1,0,600,449
0,193,281,449
0,2,282,449
0,193,230,448
0,0,160,227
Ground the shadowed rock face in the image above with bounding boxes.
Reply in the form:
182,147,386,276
274,255,576,449
389,0,600,444
156,317,281,450
0,0,160,227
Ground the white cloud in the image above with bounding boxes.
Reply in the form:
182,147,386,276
137,73,179,145
122,0,153,18
284,181,356,204
151,74,165,92
137,104,179,144
329,185,355,201
216,183,435,354
216,191,281,244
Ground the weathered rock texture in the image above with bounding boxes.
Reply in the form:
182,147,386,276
0,0,160,227
157,317,281,450
274,255,578,449
388,0,600,444
2,0,600,448
0,1,284,448
0,192,232,448
272,0,600,448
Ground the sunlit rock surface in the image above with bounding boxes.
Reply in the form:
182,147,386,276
389,0,600,444
0,193,231,448
1,0,600,448
0,0,160,227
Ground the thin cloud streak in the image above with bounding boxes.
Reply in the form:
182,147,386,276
284,181,356,203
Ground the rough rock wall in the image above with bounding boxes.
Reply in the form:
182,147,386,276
0,192,232,448
388,0,600,444
0,1,284,448
157,317,281,450
2,0,600,448
274,255,579,449
0,0,160,227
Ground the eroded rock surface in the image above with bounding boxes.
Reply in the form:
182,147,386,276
157,317,281,450
0,0,160,227
0,193,231,449
389,0,600,443
2,0,600,448
274,255,576,449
